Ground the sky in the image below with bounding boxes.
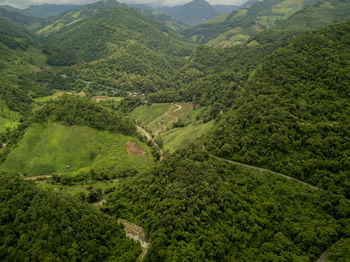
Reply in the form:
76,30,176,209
0,0,249,9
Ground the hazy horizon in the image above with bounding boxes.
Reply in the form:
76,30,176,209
0,0,250,9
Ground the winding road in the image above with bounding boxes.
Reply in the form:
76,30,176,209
202,146,321,190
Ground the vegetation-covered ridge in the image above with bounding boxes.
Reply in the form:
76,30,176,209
0,173,141,261
31,2,194,65
183,0,334,47
106,145,349,261
207,22,350,195
0,15,50,116
33,95,137,136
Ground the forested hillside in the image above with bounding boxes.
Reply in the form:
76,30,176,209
107,145,348,261
0,16,50,115
0,174,141,261
207,22,350,195
158,0,219,26
24,1,194,95
31,1,193,65
0,0,349,260
133,7,188,32
0,6,41,26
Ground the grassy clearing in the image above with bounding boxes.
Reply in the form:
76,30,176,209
0,123,153,176
159,121,214,153
130,103,172,125
130,103,195,135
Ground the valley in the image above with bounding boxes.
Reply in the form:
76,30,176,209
0,0,349,261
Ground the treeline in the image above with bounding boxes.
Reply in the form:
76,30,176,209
206,22,350,195
0,173,141,261
33,95,137,136
106,145,349,261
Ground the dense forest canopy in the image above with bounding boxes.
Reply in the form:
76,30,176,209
0,0,349,260
106,145,349,261
207,22,350,195
0,174,141,261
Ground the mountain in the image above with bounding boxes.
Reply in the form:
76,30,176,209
132,6,188,32
31,1,194,64
244,0,350,49
158,0,219,26
0,15,50,116
207,22,350,195
23,4,85,18
183,0,322,47
213,5,239,15
28,1,194,94
0,6,41,26
272,0,350,32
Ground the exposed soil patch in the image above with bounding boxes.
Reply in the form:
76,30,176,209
126,141,145,156
117,218,150,262
24,175,52,180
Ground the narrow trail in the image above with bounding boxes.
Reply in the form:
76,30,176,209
137,126,163,160
202,146,321,190
163,103,181,122
173,103,182,112
117,219,150,262
316,252,328,262
24,175,52,180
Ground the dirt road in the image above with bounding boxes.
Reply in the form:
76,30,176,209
202,146,321,190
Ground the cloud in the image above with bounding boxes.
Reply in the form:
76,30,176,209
0,0,249,9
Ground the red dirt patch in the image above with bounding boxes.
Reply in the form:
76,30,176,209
125,141,145,156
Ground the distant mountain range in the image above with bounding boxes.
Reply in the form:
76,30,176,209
158,0,219,26
0,0,246,28
0,4,84,19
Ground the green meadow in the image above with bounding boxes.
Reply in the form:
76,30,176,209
130,103,172,125
159,121,214,153
0,122,154,176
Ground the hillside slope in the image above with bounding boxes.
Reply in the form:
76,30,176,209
207,22,350,195
183,0,322,47
0,15,49,116
1,95,154,177
0,6,41,26
158,0,219,26
31,1,194,64
108,145,342,261
0,174,141,261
